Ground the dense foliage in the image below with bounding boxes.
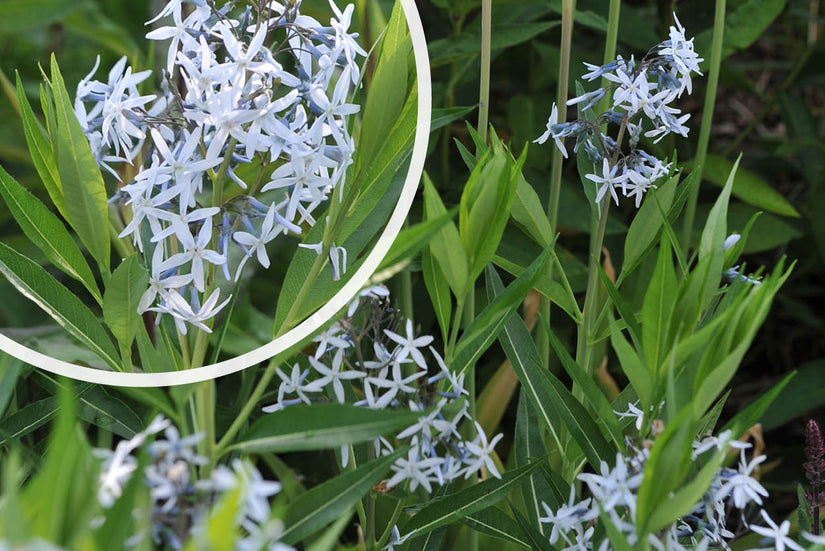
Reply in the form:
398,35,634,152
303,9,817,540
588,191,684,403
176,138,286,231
0,0,822,549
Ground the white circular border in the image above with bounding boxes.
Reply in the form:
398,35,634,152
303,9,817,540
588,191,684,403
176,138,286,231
0,0,432,387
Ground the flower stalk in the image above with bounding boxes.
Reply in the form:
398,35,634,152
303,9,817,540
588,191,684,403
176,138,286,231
806,419,825,535
681,0,725,251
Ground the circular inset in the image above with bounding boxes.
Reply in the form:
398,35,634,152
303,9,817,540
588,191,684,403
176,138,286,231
0,0,432,387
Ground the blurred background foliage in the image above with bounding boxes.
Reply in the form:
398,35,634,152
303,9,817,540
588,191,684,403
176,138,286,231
0,0,823,532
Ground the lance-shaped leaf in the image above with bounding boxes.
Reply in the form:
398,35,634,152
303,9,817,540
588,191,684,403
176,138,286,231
280,448,406,544
0,165,100,304
376,209,456,272
449,249,550,375
459,142,523,285
230,404,422,453
103,254,149,348
15,72,64,218
461,506,532,549
398,460,544,542
50,55,111,272
543,318,625,450
487,266,613,469
0,242,119,370
423,174,469,297
422,246,452,344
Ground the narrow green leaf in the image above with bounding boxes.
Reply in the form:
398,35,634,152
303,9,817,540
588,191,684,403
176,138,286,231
33,371,142,438
399,460,543,542
0,164,100,304
357,1,410,168
22,382,96,544
377,209,456,272
0,352,23,418
15,73,65,218
402,527,446,551
543,318,625,450
230,404,422,453
95,447,144,551
487,268,613,468
514,391,558,531
459,143,522,284
103,254,149,348
492,252,581,323
273,88,417,334
508,505,556,551
0,396,58,446
636,407,695,536
186,488,242,551
450,250,550,375
423,174,469,297
511,177,553,248
461,507,531,549
599,509,634,551
0,242,120,370
798,484,813,537
643,450,725,535
596,264,641,348
699,155,739,261
281,448,406,544
609,317,654,411
621,173,678,280
431,106,476,134
701,154,798,217
50,55,111,272
113,386,178,424
422,247,452,344
641,235,677,372
305,509,354,551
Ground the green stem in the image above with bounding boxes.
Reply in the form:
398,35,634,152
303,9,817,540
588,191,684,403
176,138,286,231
547,0,576,235
278,143,364,335
178,328,191,369
477,0,492,148
595,0,621,119
680,0,725,252
365,488,376,551
196,380,216,476
208,276,244,365
575,115,627,374
539,0,576,367
376,496,406,547
212,139,237,208
446,297,466,357
575,198,610,375
278,246,330,334
216,361,278,455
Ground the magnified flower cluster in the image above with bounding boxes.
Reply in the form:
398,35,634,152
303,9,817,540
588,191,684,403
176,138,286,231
263,285,504,493
74,0,365,334
537,403,820,551
535,14,702,208
94,415,290,550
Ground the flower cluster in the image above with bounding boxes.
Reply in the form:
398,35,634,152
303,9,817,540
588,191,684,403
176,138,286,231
805,419,825,531
74,0,365,334
263,285,504,493
535,14,702,208
94,415,289,550
537,403,819,550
